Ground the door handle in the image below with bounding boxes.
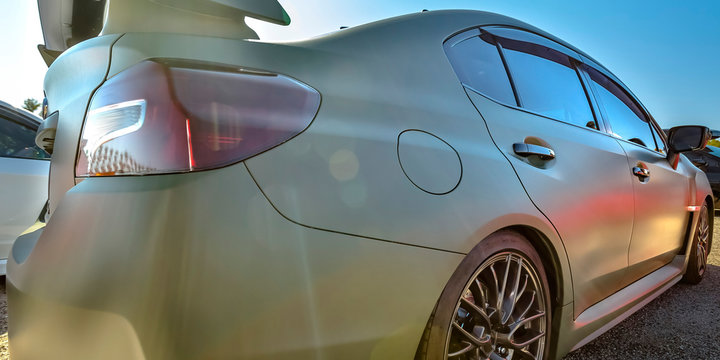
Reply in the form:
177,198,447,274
513,143,555,160
632,166,650,178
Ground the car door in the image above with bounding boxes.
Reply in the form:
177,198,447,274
581,64,690,281
0,110,50,262
445,27,635,316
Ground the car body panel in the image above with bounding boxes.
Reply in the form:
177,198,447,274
9,165,465,359
105,30,573,295
9,9,715,360
466,91,635,317
0,157,48,265
620,142,692,281
693,157,714,209
0,104,49,275
555,256,685,356
43,34,121,214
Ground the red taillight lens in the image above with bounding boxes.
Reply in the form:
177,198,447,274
76,60,321,177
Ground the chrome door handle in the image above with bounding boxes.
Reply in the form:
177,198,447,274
513,143,555,160
632,166,650,178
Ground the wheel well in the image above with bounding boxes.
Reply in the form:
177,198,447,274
503,225,564,308
502,225,566,359
706,195,715,214
706,195,714,238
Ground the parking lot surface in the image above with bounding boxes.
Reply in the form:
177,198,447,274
0,217,717,359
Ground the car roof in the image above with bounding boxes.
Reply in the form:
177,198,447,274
301,10,613,75
288,10,646,116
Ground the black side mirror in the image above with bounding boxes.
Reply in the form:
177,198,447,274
667,125,711,153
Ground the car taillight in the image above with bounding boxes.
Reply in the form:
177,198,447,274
76,59,321,177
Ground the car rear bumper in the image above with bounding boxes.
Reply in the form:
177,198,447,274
8,164,463,359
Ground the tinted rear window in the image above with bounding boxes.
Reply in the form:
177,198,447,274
444,32,517,105
502,45,595,128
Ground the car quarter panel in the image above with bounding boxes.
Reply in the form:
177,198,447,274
43,34,122,214
8,165,464,359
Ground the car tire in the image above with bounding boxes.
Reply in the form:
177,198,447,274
416,230,552,359
683,203,713,284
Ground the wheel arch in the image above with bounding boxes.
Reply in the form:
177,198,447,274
466,213,574,308
705,195,714,242
503,225,567,309
497,225,572,360
705,195,715,213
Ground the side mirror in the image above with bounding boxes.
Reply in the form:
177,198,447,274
667,125,711,153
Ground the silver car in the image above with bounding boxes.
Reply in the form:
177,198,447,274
0,101,49,275
9,2,714,359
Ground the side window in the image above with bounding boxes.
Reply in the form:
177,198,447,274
649,123,667,153
583,65,657,150
0,116,49,160
444,31,517,106
500,41,596,129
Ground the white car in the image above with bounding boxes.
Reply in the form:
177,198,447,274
0,101,49,274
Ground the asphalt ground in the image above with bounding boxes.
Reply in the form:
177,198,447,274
0,217,717,359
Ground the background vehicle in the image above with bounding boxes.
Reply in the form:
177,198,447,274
8,1,714,359
683,145,720,210
665,129,719,210
0,100,49,275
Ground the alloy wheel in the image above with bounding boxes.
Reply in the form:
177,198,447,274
445,252,547,360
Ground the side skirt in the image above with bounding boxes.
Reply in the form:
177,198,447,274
557,255,685,355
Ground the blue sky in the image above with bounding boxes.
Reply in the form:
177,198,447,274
2,0,718,129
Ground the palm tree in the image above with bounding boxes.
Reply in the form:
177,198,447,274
22,98,41,114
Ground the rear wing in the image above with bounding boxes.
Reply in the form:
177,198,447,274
37,0,290,66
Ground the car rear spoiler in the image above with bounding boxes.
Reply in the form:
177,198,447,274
37,0,290,66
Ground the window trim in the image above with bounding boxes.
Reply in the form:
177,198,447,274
576,64,611,134
465,85,610,137
579,62,666,154
443,25,664,146
648,121,667,153
495,40,523,107
494,30,601,131
482,26,582,61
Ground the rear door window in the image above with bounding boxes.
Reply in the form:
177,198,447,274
500,42,596,129
444,30,517,106
583,65,657,150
